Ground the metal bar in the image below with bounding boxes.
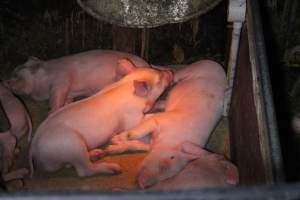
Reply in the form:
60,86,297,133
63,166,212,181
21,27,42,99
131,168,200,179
1,183,300,200
247,0,284,182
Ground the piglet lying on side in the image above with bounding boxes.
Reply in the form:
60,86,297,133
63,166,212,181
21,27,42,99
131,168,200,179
148,143,238,191
0,83,31,188
0,82,32,173
0,83,32,142
4,50,148,113
108,60,227,188
29,59,172,177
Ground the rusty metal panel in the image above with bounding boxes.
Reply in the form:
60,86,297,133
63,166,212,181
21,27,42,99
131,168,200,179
229,0,284,185
229,25,267,185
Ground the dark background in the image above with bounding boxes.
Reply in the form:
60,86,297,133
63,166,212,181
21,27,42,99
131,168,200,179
260,0,300,182
0,0,227,68
0,0,300,182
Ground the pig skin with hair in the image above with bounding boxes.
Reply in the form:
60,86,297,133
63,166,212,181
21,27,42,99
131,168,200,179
4,50,149,113
108,60,228,188
29,59,172,177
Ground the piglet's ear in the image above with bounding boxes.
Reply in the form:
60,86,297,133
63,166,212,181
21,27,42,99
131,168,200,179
24,56,42,67
181,141,209,157
133,80,151,97
116,58,137,78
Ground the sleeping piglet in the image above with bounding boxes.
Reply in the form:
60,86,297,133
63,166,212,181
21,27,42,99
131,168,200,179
108,60,227,188
4,50,148,113
0,82,32,173
148,143,238,191
29,58,173,177
0,83,32,141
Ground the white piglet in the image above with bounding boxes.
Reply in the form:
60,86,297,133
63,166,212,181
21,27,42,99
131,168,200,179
148,145,238,190
29,59,172,177
0,82,32,173
4,50,148,113
0,82,31,185
108,60,228,188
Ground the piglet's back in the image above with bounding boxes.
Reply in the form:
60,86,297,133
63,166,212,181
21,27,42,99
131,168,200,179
166,60,226,112
174,60,226,84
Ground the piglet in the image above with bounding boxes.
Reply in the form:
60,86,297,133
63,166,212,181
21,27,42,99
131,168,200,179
0,83,32,141
108,60,227,188
4,50,148,113
29,58,172,177
0,83,31,187
0,82,32,172
148,143,238,191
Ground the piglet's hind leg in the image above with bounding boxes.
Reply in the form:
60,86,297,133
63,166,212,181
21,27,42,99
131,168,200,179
70,139,121,177
41,129,121,177
75,159,121,177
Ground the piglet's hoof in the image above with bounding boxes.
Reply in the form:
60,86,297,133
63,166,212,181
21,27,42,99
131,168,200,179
111,131,130,143
89,149,106,161
2,168,29,182
99,163,121,175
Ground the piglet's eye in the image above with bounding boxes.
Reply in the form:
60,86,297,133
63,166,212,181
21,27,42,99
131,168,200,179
170,156,175,160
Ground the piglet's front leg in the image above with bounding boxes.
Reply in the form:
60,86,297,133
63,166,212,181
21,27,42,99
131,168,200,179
106,117,158,155
105,140,150,155
49,82,71,113
111,117,158,143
